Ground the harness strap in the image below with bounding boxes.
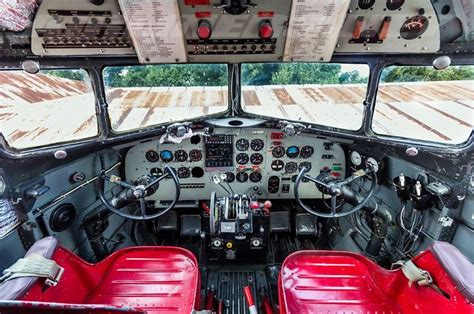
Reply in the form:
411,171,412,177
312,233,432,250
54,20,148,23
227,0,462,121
0,253,64,287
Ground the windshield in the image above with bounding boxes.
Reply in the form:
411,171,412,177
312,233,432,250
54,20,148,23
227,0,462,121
103,64,228,133
241,63,370,131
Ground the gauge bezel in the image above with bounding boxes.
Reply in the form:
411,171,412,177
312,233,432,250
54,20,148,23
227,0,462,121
250,153,264,165
236,139,250,151
250,139,265,151
350,151,363,166
236,153,250,165
272,146,285,158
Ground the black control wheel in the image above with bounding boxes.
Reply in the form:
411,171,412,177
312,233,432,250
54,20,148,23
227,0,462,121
97,165,180,221
294,166,376,218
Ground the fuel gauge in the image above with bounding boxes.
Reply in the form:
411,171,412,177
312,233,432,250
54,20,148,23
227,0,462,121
400,16,429,40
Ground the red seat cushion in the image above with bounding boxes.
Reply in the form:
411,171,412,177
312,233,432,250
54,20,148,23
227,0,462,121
20,246,200,314
279,251,401,313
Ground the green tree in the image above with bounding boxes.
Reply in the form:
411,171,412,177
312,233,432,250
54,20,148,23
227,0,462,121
382,66,474,83
42,69,87,81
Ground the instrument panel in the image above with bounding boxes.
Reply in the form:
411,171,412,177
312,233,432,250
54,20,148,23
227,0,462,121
125,128,346,206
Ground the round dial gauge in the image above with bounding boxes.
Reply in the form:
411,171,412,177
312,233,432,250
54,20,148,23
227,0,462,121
236,172,249,183
386,0,404,10
250,172,262,183
366,157,380,172
189,149,203,162
272,146,285,158
250,139,265,151
299,162,312,172
236,139,249,151
174,150,188,162
358,0,375,10
271,160,285,171
145,150,160,163
150,168,163,177
160,150,173,163
300,146,314,159
236,153,250,165
250,153,264,165
285,162,298,174
286,146,300,159
224,172,235,183
177,167,191,179
350,151,363,166
400,16,429,40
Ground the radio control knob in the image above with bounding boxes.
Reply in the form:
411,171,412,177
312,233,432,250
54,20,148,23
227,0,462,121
259,20,273,39
197,19,212,40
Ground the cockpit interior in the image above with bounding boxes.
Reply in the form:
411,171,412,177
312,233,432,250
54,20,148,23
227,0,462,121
0,0,472,313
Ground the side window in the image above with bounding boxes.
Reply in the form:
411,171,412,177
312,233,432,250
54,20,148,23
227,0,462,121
0,69,98,149
373,65,474,144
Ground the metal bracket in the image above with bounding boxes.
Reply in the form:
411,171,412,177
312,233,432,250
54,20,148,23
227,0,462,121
166,122,192,138
278,120,307,136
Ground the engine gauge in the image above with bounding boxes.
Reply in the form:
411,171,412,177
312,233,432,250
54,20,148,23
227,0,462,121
236,153,250,165
145,150,159,163
400,16,429,40
224,172,235,183
160,150,173,163
174,150,188,162
250,153,264,165
386,0,404,11
272,146,285,158
150,168,163,177
250,172,262,183
285,162,298,174
286,146,300,159
236,172,249,183
271,160,285,171
250,139,265,151
366,157,380,173
350,151,363,166
189,149,203,162
177,167,191,179
299,162,312,172
236,139,249,151
300,146,314,159
358,0,375,10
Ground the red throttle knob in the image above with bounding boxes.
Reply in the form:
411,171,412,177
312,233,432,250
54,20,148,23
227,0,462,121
197,19,212,40
259,20,273,39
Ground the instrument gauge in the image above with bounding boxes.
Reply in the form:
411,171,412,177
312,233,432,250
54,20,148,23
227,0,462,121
236,139,249,151
350,151,363,166
366,157,380,173
177,167,191,179
174,150,188,162
250,172,262,183
400,16,429,40
145,150,159,163
224,172,235,183
250,153,264,165
160,150,173,163
386,0,404,10
300,146,314,159
250,139,265,151
299,162,312,172
150,168,163,177
272,146,285,158
285,162,298,174
236,172,249,183
286,146,300,159
271,160,285,171
236,153,250,165
358,0,375,10
189,149,203,162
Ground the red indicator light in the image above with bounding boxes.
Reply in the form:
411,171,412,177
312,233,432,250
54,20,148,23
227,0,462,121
197,19,212,40
258,11,274,18
259,21,273,39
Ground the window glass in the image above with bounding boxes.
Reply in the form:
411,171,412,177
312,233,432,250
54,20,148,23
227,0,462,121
373,66,474,144
103,64,228,133
241,63,369,131
0,69,97,149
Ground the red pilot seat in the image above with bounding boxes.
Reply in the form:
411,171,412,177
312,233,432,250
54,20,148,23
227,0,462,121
279,242,474,314
0,237,200,314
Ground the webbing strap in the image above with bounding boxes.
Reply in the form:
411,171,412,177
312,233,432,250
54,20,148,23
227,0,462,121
0,253,64,286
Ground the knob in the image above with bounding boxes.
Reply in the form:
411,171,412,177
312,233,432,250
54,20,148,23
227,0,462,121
259,20,273,39
90,0,105,5
197,19,212,40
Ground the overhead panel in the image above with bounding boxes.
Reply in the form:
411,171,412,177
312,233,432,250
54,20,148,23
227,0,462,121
335,0,440,54
31,0,135,56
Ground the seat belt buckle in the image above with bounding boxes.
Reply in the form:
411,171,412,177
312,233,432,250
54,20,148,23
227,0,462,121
44,265,64,287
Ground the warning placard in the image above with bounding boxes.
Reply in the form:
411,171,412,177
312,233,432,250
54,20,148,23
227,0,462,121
119,0,187,63
284,0,350,62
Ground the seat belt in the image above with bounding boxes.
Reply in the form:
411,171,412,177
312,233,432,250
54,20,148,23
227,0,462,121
393,259,449,298
0,253,64,287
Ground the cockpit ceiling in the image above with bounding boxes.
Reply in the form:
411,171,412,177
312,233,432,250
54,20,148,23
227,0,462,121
0,0,473,61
